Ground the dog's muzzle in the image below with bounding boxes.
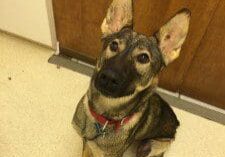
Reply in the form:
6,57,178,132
95,69,126,97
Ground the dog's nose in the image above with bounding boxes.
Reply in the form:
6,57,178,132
98,69,122,94
99,70,120,87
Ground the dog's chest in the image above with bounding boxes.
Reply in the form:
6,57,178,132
96,127,131,151
84,112,140,153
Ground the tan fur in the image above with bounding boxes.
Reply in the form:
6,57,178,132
96,61,102,72
86,141,104,157
136,76,158,93
135,78,153,92
132,47,151,75
82,142,93,157
101,0,133,36
161,48,181,65
105,39,126,59
158,12,190,65
123,108,145,130
88,81,137,111
92,89,137,111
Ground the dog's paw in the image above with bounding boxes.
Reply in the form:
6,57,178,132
136,140,152,157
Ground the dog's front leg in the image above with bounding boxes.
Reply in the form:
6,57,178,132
82,140,93,157
136,138,173,157
83,140,105,157
83,141,124,157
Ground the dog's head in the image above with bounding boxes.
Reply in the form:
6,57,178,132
90,0,190,101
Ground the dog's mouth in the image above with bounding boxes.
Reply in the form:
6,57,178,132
96,85,119,97
95,83,135,98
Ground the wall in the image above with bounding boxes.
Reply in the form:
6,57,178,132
0,0,56,48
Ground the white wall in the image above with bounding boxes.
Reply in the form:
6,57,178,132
0,0,56,48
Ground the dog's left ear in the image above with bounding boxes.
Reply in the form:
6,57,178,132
156,9,191,65
101,0,133,36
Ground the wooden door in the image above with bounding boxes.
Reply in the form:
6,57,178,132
180,0,225,109
52,0,110,64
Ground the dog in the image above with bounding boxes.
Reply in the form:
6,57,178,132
72,0,190,156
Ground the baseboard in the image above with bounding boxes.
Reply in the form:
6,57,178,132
156,88,225,125
0,29,54,50
48,54,94,76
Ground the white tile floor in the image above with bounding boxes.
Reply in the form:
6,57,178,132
0,32,225,157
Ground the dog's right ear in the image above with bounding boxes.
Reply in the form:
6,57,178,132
155,9,191,65
101,0,133,36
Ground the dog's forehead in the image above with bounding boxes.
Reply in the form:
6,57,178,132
102,28,160,57
118,29,150,44
131,33,152,48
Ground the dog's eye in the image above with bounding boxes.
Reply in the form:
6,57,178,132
109,41,119,52
137,53,150,64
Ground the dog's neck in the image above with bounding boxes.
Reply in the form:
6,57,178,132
88,87,154,120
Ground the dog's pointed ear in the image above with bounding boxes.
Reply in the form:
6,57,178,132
156,9,191,65
101,0,133,36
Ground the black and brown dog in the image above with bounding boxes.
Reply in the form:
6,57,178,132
72,0,190,156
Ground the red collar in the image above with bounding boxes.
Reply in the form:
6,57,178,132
89,106,133,132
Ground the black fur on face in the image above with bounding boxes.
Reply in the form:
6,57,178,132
93,28,164,98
